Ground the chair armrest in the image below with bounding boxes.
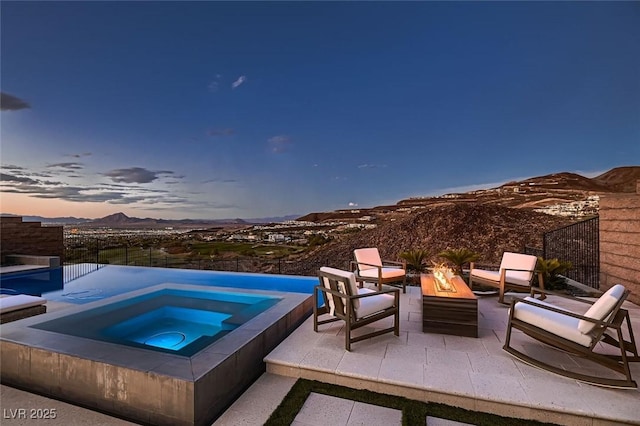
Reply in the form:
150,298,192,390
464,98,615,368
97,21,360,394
469,262,499,271
353,261,382,271
381,259,406,269
518,287,598,305
502,267,535,273
351,287,400,299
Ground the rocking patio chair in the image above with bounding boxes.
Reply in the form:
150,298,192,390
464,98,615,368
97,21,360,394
503,284,639,389
314,266,400,351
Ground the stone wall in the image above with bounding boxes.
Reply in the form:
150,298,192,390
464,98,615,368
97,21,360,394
599,181,640,305
0,216,64,264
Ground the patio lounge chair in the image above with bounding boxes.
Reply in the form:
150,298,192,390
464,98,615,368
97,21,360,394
0,294,47,323
503,284,640,389
469,251,543,304
314,266,400,351
351,248,407,293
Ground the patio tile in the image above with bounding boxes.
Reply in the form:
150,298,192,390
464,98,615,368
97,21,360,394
300,346,345,373
294,393,354,426
406,331,445,349
442,335,488,353
336,351,383,379
468,370,528,404
466,351,523,378
426,347,471,370
384,343,427,363
423,364,474,396
347,401,401,425
377,357,424,387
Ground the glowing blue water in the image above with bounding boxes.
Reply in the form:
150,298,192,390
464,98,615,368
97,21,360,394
1,264,316,304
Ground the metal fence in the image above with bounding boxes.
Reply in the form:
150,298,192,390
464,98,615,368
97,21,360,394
525,217,600,289
542,216,599,289
63,236,340,283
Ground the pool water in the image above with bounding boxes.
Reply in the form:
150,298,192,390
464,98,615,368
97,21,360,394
0,264,316,303
32,288,281,356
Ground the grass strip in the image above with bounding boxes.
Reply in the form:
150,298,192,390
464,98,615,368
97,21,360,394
265,379,556,426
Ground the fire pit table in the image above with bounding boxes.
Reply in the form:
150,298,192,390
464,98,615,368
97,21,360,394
421,274,478,338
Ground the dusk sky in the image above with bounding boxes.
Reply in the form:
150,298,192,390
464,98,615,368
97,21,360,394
1,2,639,220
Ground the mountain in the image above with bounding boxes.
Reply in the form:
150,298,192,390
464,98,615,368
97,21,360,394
288,203,575,276
592,166,640,192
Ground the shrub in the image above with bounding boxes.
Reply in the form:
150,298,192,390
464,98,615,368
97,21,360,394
438,248,480,276
399,249,430,273
536,257,573,290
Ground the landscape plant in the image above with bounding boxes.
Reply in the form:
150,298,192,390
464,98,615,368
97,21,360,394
398,249,430,273
536,257,573,290
437,248,480,276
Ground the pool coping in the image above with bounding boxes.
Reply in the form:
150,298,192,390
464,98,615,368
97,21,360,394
0,283,314,425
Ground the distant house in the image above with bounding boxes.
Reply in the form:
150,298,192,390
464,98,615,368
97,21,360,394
267,233,286,243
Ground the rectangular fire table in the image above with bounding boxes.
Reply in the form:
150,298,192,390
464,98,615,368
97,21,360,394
421,274,478,338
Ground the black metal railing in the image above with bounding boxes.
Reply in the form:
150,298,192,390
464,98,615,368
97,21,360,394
63,235,339,283
542,216,599,289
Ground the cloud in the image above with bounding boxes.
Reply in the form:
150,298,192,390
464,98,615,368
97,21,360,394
1,93,30,111
104,167,175,184
68,152,92,158
47,162,84,171
202,178,238,184
207,74,223,92
1,162,190,208
268,135,292,153
207,128,235,137
357,164,387,169
231,75,246,89
0,172,39,185
348,202,358,207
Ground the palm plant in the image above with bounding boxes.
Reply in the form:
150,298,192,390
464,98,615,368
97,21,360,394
438,248,480,276
536,257,573,290
398,249,430,273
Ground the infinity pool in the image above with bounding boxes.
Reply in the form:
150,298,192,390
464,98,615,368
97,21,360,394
0,264,316,303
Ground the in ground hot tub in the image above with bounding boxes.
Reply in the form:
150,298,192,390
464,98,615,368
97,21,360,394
0,283,312,425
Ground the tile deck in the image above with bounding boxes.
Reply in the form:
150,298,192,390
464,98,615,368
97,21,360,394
264,285,640,426
2,285,640,425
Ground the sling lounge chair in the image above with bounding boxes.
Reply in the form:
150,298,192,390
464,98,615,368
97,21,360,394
469,251,543,304
503,284,639,389
351,248,407,293
314,266,400,351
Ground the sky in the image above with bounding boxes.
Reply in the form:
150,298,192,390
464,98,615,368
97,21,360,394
1,2,639,220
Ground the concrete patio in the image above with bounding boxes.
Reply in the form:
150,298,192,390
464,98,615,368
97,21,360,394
2,285,640,425
259,285,640,426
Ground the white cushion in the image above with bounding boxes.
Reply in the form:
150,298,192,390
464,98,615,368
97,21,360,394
358,267,405,280
577,284,625,334
470,269,531,287
355,288,395,319
513,297,592,347
354,248,382,271
499,252,537,283
0,294,46,314
319,267,360,313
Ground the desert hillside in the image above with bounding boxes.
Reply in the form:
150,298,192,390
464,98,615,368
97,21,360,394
289,203,575,276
